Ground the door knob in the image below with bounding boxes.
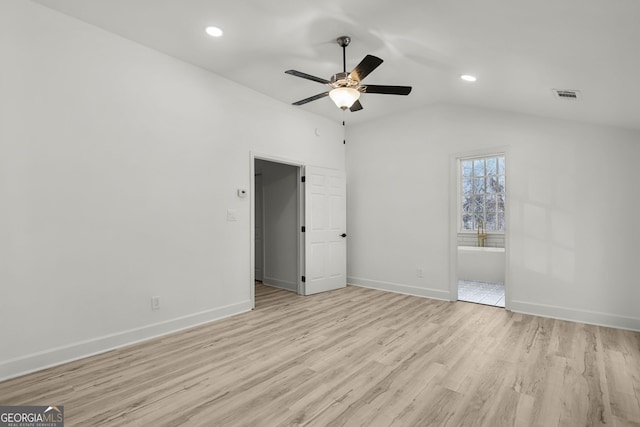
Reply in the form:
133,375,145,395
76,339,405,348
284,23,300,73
340,233,347,238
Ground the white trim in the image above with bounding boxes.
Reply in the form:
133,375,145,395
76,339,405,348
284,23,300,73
251,152,306,168
456,151,507,161
348,277,451,301
298,166,305,295
449,153,459,302
510,300,640,332
458,230,505,235
0,300,252,382
253,171,265,282
262,277,298,292
250,154,256,308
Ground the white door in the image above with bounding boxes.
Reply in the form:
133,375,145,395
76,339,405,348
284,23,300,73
304,166,347,295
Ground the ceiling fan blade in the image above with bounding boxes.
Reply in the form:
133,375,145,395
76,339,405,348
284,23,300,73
292,92,329,106
349,100,363,112
285,70,330,84
349,55,384,82
362,85,412,95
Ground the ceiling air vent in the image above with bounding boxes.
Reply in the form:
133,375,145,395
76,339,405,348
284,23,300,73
552,89,582,100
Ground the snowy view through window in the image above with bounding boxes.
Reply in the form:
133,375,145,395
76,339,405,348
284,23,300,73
461,155,505,231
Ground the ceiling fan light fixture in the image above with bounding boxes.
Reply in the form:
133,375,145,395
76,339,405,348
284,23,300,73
329,87,360,110
205,26,223,37
285,36,411,112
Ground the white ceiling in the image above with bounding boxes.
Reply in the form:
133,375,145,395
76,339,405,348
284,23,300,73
33,0,640,130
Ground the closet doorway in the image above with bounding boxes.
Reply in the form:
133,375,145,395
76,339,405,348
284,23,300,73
254,159,301,294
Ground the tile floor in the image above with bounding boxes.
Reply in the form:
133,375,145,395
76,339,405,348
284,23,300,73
458,280,505,307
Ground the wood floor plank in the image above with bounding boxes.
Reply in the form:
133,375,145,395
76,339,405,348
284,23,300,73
1,283,639,426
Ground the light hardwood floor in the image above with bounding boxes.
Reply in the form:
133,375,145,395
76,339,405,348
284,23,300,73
1,283,639,426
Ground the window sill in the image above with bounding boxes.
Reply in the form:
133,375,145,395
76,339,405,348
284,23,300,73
458,231,505,235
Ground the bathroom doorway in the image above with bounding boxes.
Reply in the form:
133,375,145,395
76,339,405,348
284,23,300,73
458,281,505,307
450,151,508,308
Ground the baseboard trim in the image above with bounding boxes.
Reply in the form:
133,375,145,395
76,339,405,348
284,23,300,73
0,300,252,382
348,276,451,301
510,300,640,332
262,277,298,292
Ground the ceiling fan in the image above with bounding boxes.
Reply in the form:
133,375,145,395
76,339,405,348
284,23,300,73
285,36,412,112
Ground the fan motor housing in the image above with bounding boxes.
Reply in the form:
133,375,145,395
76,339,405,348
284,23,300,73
330,72,360,89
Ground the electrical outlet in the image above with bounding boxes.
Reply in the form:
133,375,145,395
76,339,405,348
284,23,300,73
417,269,424,278
151,296,160,310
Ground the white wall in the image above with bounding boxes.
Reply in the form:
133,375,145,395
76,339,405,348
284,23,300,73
0,1,344,380
346,104,640,331
255,160,299,292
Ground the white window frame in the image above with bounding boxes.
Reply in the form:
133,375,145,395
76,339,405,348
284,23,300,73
457,153,506,234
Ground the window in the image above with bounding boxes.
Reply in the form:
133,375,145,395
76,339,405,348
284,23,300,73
460,155,505,232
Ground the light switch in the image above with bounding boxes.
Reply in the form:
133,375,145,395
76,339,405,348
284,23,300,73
227,209,237,221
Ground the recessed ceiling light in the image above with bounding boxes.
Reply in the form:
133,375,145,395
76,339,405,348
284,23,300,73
205,26,224,37
460,74,477,82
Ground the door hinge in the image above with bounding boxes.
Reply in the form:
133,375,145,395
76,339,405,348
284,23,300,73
301,226,306,232
301,176,306,183
301,276,306,282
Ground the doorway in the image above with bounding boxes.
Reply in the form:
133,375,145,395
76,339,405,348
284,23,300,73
450,150,508,309
254,159,301,295
250,154,348,308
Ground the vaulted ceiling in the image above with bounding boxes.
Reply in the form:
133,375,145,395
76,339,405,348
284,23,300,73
33,0,640,130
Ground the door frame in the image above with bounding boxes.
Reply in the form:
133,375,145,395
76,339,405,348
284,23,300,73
250,152,305,308
253,171,264,282
448,146,511,309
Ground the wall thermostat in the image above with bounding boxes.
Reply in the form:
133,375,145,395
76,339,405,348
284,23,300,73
237,189,247,198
